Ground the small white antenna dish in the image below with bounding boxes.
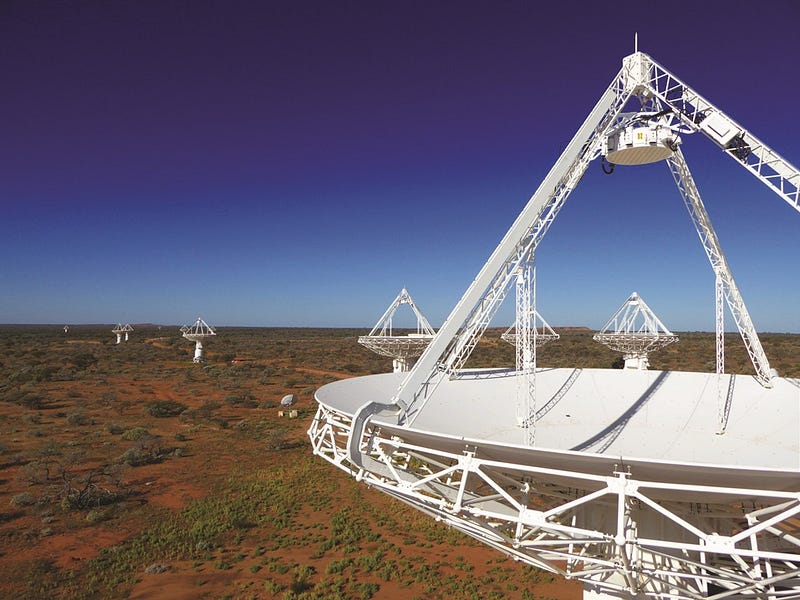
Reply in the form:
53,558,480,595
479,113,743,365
593,291,678,369
501,308,559,349
358,288,436,372
111,323,133,344
181,317,216,362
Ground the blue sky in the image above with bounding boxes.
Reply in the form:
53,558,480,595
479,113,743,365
1,1,799,331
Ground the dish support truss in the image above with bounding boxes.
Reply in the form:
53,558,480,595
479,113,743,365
500,269,560,351
358,288,436,372
111,323,133,344
357,50,800,432
310,404,800,599
501,256,560,444
593,292,678,370
181,317,216,363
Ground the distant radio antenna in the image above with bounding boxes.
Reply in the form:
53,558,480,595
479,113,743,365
358,288,436,373
181,317,216,362
111,323,133,344
501,308,559,349
593,291,678,369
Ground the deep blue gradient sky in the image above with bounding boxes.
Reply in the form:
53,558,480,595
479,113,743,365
2,1,799,331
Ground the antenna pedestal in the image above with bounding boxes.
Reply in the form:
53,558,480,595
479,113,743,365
624,355,649,370
392,357,409,373
193,341,204,363
182,318,216,363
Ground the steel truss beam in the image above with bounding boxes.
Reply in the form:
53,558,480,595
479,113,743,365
638,57,800,215
332,49,800,597
380,62,636,428
349,51,800,432
313,405,800,599
666,149,773,386
514,255,537,444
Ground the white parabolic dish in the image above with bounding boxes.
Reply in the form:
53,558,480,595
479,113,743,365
310,368,800,598
315,368,800,493
310,48,800,598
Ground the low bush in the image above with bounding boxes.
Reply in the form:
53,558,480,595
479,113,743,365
118,437,172,467
145,400,187,418
10,492,37,507
67,412,93,426
105,423,126,435
121,427,150,441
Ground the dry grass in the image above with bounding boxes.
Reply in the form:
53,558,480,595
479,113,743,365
0,324,796,599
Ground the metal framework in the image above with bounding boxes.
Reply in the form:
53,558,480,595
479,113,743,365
357,288,435,373
316,50,800,599
500,271,560,352
310,405,800,599
593,292,677,370
111,323,133,344
345,49,800,434
667,149,773,386
182,317,216,362
515,258,536,444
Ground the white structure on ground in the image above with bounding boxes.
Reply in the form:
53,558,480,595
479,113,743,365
181,317,216,362
593,292,677,370
357,288,436,373
112,323,134,344
501,310,559,348
309,49,800,599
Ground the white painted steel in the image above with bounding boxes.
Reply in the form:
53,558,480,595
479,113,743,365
593,293,677,370
380,67,633,427
638,55,800,215
513,258,536,444
112,323,132,344
319,50,800,599
605,123,677,165
182,317,215,363
357,288,435,373
310,369,800,598
667,149,773,386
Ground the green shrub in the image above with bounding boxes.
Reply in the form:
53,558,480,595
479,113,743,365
118,438,170,467
121,427,150,441
145,400,187,418
67,412,93,426
10,492,37,507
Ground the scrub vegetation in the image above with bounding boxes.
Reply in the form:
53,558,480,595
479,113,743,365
0,324,796,599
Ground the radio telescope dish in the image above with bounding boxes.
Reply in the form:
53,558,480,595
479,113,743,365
501,309,559,348
181,317,216,362
310,49,800,599
357,288,436,373
593,292,677,370
111,323,134,344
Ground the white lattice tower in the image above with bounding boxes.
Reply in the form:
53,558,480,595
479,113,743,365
358,288,436,373
182,317,216,362
319,48,800,600
593,292,678,370
515,261,535,444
